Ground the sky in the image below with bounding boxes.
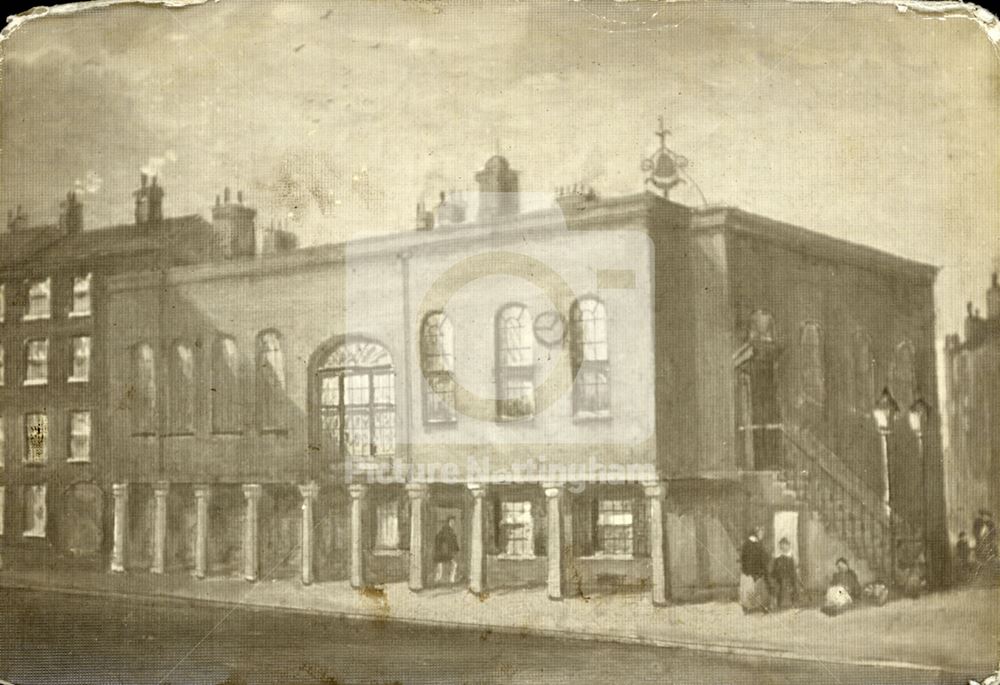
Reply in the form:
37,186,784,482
1,0,998,345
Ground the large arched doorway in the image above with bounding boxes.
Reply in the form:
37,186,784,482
62,482,104,558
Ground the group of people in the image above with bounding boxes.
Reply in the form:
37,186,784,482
738,526,804,613
739,525,869,616
955,509,998,584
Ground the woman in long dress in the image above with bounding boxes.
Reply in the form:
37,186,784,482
739,526,770,613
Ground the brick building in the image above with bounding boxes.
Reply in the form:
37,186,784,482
0,175,281,566
943,275,1000,538
98,153,949,602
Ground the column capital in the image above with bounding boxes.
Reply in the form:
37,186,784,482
406,482,430,499
299,481,320,500
112,483,128,497
193,484,212,499
153,481,170,496
643,481,667,499
348,483,368,500
242,483,263,500
542,482,564,499
467,483,488,498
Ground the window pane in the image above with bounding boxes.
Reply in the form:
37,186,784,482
421,312,454,373
0,417,5,469
71,336,91,381
26,339,48,383
343,411,372,459
131,344,157,435
22,484,46,538
0,343,4,386
498,305,532,367
212,337,242,433
425,374,456,423
597,500,634,556
72,274,92,315
0,283,4,322
372,408,395,457
799,322,825,406
69,411,91,462
257,332,287,431
372,371,395,405
376,500,400,549
320,375,340,408
170,343,195,434
500,377,535,419
501,501,534,557
575,367,609,415
25,414,47,464
26,278,50,318
0,486,4,536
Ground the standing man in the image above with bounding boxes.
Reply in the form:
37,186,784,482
739,525,770,613
434,516,460,585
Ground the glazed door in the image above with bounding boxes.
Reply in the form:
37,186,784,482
737,354,782,471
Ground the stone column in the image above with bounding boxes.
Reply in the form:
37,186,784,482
644,481,669,606
111,483,128,573
193,485,211,579
406,483,429,592
543,483,564,600
151,481,169,575
467,483,487,595
348,484,367,589
242,484,262,582
299,482,319,586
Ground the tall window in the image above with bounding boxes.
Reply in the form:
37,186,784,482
130,343,157,436
0,416,5,469
22,484,46,538
25,278,50,319
0,283,5,322
69,336,91,382
0,343,4,386
500,500,534,558
570,297,610,417
851,330,875,413
955,354,973,438
317,341,395,464
798,321,825,407
597,499,634,557
71,274,92,317
375,500,400,550
168,341,195,435
891,341,916,411
24,339,48,385
0,486,5,536
212,336,242,433
496,304,535,420
256,331,287,432
420,312,456,424
24,413,47,464
68,411,91,463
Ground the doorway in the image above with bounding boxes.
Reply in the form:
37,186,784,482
737,347,782,471
431,506,465,587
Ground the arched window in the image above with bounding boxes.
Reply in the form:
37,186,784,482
420,312,456,424
130,343,157,436
496,304,534,420
890,340,916,411
851,329,875,413
168,340,195,435
256,331,287,432
570,297,609,417
212,336,242,434
316,340,395,464
799,321,825,407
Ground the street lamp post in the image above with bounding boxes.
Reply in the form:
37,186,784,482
909,395,932,585
873,386,900,588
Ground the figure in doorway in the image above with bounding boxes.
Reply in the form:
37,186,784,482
739,525,770,613
434,517,460,585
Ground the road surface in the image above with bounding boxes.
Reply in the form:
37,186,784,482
0,587,965,684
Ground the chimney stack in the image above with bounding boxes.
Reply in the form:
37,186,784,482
134,172,164,227
987,272,1000,321
212,187,256,258
59,190,84,234
475,155,519,222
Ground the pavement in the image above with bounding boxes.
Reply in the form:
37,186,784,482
1,561,997,678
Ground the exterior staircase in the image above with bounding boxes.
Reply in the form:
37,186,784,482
776,423,923,583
